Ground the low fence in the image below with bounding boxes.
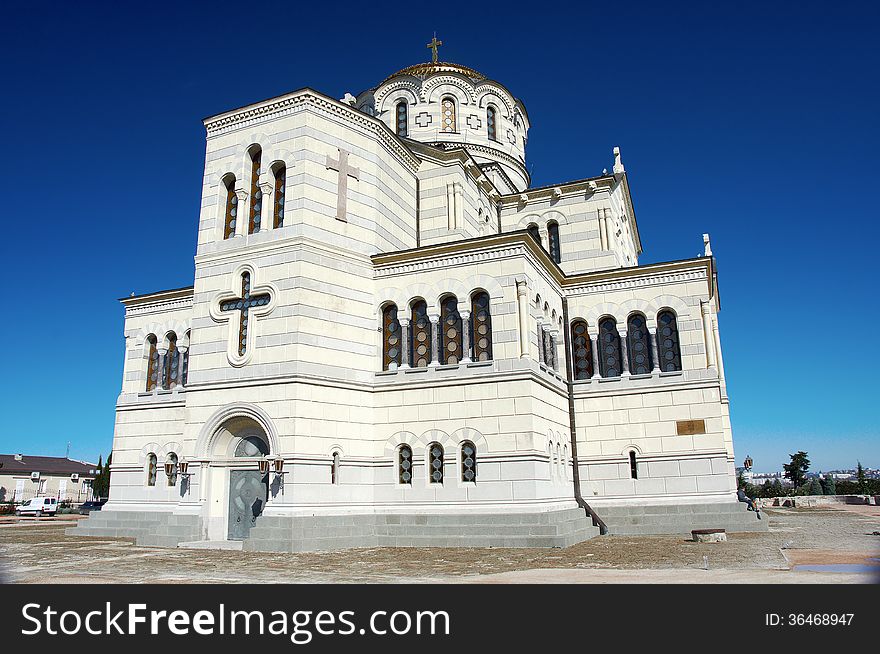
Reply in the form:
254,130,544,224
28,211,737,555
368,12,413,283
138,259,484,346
756,494,879,508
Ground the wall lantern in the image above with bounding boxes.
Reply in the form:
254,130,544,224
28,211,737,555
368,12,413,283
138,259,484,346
164,461,176,478
179,459,190,477
258,457,270,475
273,456,284,474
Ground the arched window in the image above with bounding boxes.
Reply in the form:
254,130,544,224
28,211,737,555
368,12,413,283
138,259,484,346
248,147,262,234
487,106,497,140
331,452,340,485
556,443,562,477
547,221,561,263
166,452,178,487
570,320,593,380
234,435,269,458
629,451,638,480
598,318,622,377
398,445,412,485
428,442,444,484
527,223,541,246
470,291,492,361
410,300,431,368
163,332,179,390
273,165,286,228
222,175,237,239
441,96,456,133
382,304,402,370
181,331,191,387
146,453,157,487
441,296,462,365
627,314,652,375
461,441,477,482
549,441,556,477
396,100,408,137
146,335,159,391
657,310,683,372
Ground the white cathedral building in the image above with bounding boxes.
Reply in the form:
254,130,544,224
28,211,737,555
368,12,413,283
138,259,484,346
72,47,764,550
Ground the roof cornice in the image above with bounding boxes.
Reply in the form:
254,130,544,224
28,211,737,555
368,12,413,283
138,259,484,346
120,286,194,306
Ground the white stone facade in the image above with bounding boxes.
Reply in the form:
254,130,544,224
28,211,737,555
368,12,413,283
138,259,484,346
96,60,742,547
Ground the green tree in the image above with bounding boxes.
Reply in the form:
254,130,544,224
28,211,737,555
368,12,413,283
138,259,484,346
856,462,868,494
783,451,810,489
821,475,837,495
771,479,784,496
809,478,823,495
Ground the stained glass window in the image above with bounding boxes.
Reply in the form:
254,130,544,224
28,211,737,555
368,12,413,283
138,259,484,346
146,453,157,486
441,96,456,133
398,445,412,485
146,335,159,391
166,452,178,487
470,292,492,361
548,221,561,263
629,451,638,480
234,435,269,457
163,332,179,390
181,331,190,387
441,296,462,365
382,304,402,370
428,442,444,484
657,310,682,372
461,441,477,482
627,314,652,375
248,149,262,234
599,318,622,377
410,300,431,368
487,106,497,140
223,176,237,239
273,165,286,228
571,320,593,380
331,452,340,485
220,272,271,357
396,101,408,137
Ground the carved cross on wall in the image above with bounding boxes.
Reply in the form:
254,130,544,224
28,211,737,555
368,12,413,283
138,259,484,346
220,271,271,357
326,148,360,222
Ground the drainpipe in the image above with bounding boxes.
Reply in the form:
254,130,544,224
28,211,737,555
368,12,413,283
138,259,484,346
562,297,607,535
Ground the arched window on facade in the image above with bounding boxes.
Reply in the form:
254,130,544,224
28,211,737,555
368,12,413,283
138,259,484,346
441,96,456,132
396,100,408,137
398,445,412,485
382,304,402,370
470,291,492,361
571,320,593,380
527,223,541,246
629,450,639,480
331,452,340,485
461,441,477,482
657,310,683,372
598,318,622,377
487,105,497,140
273,164,286,228
166,452,179,487
410,300,431,368
547,221,561,263
146,453,157,487
163,332,179,390
627,314,652,375
441,296,462,365
428,442,444,484
247,147,262,234
146,335,159,391
181,331,191,387
222,175,237,239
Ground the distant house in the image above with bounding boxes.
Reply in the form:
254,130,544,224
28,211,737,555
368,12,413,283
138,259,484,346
0,454,97,503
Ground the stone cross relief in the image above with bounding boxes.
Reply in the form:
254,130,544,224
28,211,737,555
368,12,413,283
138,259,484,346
326,148,360,222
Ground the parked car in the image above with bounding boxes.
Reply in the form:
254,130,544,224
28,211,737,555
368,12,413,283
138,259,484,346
15,497,58,517
78,499,106,515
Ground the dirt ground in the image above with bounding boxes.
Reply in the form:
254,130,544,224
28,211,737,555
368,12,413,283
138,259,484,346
1,505,878,584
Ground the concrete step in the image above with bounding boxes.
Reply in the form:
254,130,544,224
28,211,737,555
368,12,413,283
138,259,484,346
179,540,244,551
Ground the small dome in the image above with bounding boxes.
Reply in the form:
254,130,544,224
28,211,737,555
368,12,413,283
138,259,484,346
381,61,486,84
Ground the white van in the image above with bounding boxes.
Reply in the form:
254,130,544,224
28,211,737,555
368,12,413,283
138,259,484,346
15,497,58,517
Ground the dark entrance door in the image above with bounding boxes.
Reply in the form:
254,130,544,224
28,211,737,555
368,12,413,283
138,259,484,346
228,470,268,540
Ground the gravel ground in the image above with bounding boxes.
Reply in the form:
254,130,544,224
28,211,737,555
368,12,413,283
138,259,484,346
1,506,877,584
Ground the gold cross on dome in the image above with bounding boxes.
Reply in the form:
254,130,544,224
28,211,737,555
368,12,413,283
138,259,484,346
427,35,442,63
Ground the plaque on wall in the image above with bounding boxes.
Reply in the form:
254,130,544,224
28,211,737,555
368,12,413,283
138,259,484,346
676,419,707,436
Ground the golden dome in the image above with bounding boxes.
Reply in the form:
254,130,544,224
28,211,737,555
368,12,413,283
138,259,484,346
381,62,486,85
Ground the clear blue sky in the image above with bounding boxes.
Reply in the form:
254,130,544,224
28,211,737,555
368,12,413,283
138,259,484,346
0,1,876,472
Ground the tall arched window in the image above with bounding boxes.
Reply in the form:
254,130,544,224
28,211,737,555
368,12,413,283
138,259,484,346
629,450,638,479
570,320,593,380
146,453,157,487
487,106,497,140
410,300,431,368
181,331,191,387
428,442,444,484
273,165,286,228
396,100,408,137
461,441,477,482
441,96,456,132
248,147,262,234
382,304,402,370
657,310,683,372
627,314,652,375
331,452,340,485
527,223,541,246
146,335,159,391
547,221,561,263
441,296,462,365
166,452,178,487
222,175,237,239
598,318,622,377
398,445,412,485
163,332,179,390
470,291,492,361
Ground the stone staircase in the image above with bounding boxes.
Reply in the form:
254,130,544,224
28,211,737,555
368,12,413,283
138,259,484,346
67,510,202,548
594,502,768,536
